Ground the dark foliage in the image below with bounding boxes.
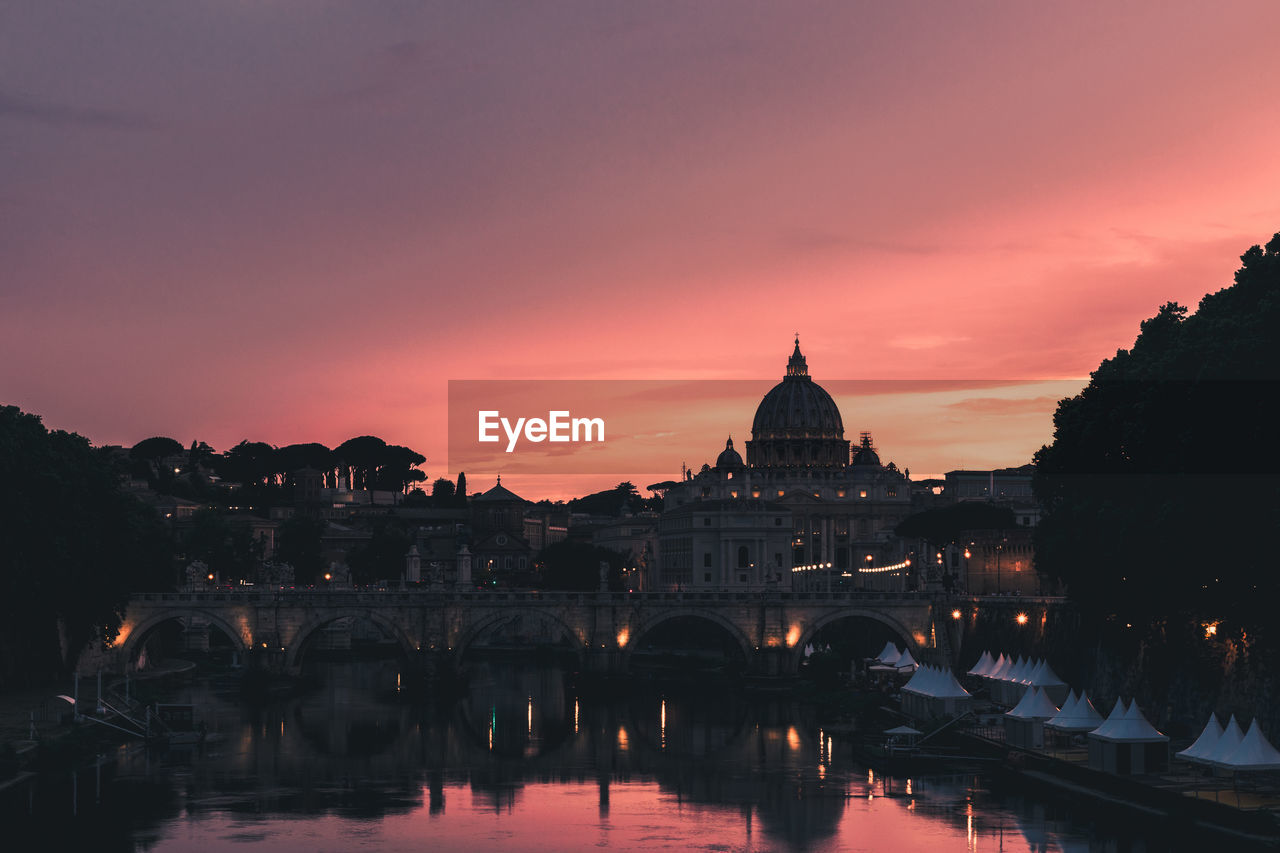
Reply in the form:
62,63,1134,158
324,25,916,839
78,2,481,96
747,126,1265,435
275,515,327,583
1033,233,1280,629
1,407,173,683
537,540,627,591
568,482,660,516
347,517,413,585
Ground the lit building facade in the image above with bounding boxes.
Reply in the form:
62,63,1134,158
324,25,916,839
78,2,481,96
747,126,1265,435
657,339,913,591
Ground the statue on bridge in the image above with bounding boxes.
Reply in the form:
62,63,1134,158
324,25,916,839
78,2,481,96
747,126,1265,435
327,562,351,588
184,561,209,589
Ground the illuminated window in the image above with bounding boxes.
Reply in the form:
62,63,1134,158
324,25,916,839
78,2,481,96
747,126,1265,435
730,491,739,499
859,490,867,498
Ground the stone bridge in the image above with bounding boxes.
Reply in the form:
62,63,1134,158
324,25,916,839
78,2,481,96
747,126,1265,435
99,589,1068,678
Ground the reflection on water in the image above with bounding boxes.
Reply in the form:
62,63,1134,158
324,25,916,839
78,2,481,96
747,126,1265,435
0,659,1249,851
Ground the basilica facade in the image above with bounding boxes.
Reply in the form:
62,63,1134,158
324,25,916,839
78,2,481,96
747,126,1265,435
656,339,913,591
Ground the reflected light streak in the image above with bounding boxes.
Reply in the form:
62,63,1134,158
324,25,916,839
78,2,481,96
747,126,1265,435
660,699,667,751
527,696,533,737
786,726,801,752
574,697,579,734
616,726,629,752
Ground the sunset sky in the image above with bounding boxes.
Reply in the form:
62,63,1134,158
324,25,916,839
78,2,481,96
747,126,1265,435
4,2,1279,499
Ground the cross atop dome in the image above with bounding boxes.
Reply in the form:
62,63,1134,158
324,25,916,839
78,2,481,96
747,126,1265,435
786,336,808,377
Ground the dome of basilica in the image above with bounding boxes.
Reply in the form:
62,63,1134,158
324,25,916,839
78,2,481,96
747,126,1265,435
751,338,844,440
746,339,851,468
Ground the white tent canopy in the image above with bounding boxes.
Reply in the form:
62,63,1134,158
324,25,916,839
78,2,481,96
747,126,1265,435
1014,657,1039,685
986,653,1011,681
1047,690,1105,732
876,643,902,666
895,648,919,671
1005,656,1027,683
903,665,971,699
1089,700,1168,743
1006,686,1060,720
1176,713,1223,764
1215,720,1280,771
967,651,995,677
1204,715,1245,766
1026,659,1067,688
1089,698,1129,740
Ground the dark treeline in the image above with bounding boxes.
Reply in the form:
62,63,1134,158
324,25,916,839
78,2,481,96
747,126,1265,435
1032,231,1280,730
131,434,429,503
1034,231,1280,630
0,407,171,685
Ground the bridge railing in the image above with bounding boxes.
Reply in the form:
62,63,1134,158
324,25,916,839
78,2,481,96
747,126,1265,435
128,589,1068,607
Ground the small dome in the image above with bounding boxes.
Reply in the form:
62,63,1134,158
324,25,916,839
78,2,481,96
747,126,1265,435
716,437,744,469
851,433,881,466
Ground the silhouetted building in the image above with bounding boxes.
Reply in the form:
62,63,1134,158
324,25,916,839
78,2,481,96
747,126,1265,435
657,339,913,591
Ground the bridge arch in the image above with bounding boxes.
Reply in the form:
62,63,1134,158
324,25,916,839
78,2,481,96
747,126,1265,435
121,609,251,664
788,607,921,672
285,609,419,669
622,608,755,670
452,608,585,661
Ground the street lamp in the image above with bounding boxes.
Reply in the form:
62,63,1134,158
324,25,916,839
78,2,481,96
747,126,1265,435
995,541,1004,594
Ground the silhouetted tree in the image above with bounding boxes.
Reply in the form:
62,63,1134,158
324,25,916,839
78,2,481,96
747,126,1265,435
130,435,184,486
432,478,456,502
374,444,427,493
1034,232,1280,629
334,435,386,491
276,516,327,583
569,482,652,515
1,407,172,682
218,440,276,488
180,509,265,582
347,518,413,585
276,442,331,490
455,471,468,506
185,439,216,472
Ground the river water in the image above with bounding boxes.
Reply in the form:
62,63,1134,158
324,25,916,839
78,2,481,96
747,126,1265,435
0,659,1234,851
